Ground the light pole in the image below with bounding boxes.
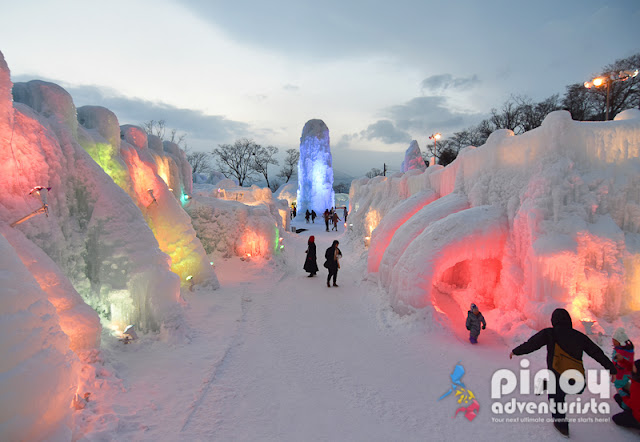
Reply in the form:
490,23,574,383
584,69,638,121
429,133,441,165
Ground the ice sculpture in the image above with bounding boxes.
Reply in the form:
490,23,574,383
296,119,334,214
350,110,640,338
400,140,427,173
0,233,79,441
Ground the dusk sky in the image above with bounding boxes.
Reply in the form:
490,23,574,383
1,0,639,176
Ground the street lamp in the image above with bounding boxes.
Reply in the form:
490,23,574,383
584,69,638,120
429,133,441,165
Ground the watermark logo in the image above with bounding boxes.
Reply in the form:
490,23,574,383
491,358,611,417
438,362,480,421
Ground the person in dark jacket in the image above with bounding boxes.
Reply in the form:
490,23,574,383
510,308,617,437
331,212,341,231
323,210,331,232
324,240,342,287
311,210,317,223
613,360,640,430
465,303,486,344
305,210,310,223
303,236,318,277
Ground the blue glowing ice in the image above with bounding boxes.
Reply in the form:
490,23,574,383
296,119,335,214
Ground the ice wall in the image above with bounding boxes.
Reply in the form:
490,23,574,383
296,119,334,214
347,168,424,241
274,181,297,208
351,110,640,337
400,140,427,173
188,184,289,258
1,52,217,338
77,107,218,291
0,233,79,441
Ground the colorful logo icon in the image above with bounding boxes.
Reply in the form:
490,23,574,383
438,362,480,421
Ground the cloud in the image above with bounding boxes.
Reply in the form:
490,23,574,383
359,120,412,144
385,96,475,133
421,74,480,92
12,75,250,151
338,95,486,148
283,84,299,91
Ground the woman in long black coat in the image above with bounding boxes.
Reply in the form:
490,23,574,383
303,235,319,277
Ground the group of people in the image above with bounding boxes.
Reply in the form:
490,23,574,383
322,207,348,232
299,206,349,232
304,209,317,223
506,308,638,436
466,304,639,436
303,236,342,287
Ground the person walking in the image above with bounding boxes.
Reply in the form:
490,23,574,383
509,308,617,438
292,206,297,218
465,303,486,344
311,210,317,223
303,236,318,277
324,240,342,287
331,211,341,231
305,210,310,224
323,209,330,232
343,207,348,223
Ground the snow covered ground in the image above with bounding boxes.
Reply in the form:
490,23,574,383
73,221,640,441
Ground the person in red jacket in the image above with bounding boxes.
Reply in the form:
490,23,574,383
612,360,640,430
612,327,634,407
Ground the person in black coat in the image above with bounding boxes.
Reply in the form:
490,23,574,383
324,240,342,287
510,308,617,437
323,209,330,231
303,236,318,277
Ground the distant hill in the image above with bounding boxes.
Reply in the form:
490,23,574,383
333,168,355,185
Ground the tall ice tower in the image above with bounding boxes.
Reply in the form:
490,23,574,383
297,119,335,215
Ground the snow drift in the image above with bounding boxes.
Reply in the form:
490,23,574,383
188,184,289,259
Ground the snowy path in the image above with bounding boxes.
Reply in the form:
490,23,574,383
80,221,640,441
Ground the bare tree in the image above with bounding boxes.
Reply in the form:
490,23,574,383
591,53,640,120
212,138,260,186
490,101,522,133
512,94,561,132
141,119,166,139
187,151,213,174
365,168,384,179
562,83,595,121
423,138,458,166
277,148,300,183
252,144,279,190
168,128,187,146
333,182,350,193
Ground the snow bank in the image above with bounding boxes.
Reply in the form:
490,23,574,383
377,192,469,287
194,170,228,185
0,233,79,441
1,226,101,351
347,169,424,240
367,189,438,273
351,109,640,339
274,181,297,207
189,184,289,258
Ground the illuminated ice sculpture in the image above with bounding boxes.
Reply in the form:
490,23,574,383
296,119,335,214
